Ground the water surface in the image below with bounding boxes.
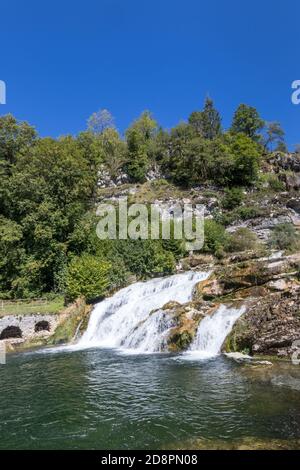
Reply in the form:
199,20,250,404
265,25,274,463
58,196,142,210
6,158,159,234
1,348,300,449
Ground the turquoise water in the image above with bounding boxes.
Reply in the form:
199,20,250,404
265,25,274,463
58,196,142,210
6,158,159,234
1,348,300,449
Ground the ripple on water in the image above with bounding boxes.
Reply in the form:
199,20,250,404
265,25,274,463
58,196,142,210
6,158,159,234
1,349,300,449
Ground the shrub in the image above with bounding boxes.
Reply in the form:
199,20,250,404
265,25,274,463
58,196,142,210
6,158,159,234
111,239,176,277
108,257,130,290
65,254,111,302
203,220,229,255
269,224,300,253
226,228,259,252
264,174,285,192
225,132,261,185
221,187,244,210
237,205,265,220
213,210,238,227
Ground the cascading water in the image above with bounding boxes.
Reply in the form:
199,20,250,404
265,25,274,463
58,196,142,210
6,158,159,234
76,271,209,353
186,304,246,359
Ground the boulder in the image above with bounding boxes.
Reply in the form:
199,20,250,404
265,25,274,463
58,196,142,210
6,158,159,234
283,174,300,191
224,291,300,357
193,277,224,300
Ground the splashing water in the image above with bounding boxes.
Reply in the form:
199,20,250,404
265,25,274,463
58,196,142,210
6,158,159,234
75,271,209,353
185,304,246,360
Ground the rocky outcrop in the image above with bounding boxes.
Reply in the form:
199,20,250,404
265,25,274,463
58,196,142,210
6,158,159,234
267,152,300,173
225,290,300,357
165,301,215,352
189,251,300,358
46,298,92,346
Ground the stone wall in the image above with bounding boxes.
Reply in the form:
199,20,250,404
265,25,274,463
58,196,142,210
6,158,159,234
0,314,60,345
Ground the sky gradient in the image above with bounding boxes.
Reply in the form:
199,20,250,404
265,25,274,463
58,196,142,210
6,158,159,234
1,0,300,148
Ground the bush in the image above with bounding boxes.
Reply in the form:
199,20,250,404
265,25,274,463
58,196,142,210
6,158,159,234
263,174,285,192
269,224,300,253
106,239,175,278
108,256,130,290
203,220,229,255
221,187,244,210
65,254,111,302
226,228,259,252
237,205,265,220
225,132,261,185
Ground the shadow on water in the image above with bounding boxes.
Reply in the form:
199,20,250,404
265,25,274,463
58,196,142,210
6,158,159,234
1,347,300,449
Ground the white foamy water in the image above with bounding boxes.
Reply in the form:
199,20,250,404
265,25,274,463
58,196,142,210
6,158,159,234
183,304,246,360
74,271,209,353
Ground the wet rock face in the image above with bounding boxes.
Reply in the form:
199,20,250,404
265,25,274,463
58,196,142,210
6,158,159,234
194,256,296,300
224,290,300,357
159,300,214,353
190,251,300,358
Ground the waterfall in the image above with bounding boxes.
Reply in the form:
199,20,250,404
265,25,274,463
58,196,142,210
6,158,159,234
185,304,246,359
75,271,209,353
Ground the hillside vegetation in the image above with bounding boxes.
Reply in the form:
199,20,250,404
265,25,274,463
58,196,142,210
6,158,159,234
1,100,299,302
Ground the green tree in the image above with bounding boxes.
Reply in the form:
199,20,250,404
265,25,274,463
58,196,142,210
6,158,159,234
87,108,115,134
126,128,149,182
125,111,158,182
275,141,288,153
225,132,261,185
65,255,111,302
189,98,222,140
99,128,127,178
231,104,264,140
3,134,98,295
263,121,285,151
0,115,37,216
0,217,24,297
221,187,244,210
128,110,158,140
188,111,203,135
203,219,229,255
163,123,200,185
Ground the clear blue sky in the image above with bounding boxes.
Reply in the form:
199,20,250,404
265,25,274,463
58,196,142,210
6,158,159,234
1,0,299,148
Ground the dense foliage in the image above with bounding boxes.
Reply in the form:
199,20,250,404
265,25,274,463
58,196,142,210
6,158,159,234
65,255,111,302
0,100,289,300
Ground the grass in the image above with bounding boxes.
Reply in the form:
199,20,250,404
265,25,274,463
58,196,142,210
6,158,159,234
0,296,64,317
128,180,190,204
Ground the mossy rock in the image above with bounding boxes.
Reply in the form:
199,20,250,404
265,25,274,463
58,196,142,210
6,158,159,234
223,322,252,354
168,329,195,352
47,299,92,346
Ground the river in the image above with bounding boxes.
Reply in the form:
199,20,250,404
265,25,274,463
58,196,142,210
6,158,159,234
1,271,300,449
1,348,300,449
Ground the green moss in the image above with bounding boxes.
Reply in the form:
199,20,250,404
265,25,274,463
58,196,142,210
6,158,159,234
224,318,252,353
168,330,194,352
47,301,91,346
